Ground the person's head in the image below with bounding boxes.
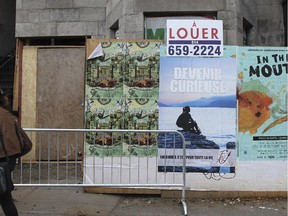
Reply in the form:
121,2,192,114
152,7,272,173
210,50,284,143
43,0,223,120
0,89,10,110
183,106,190,113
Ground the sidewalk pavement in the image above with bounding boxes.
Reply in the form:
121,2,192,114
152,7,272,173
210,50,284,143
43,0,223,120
1,187,287,216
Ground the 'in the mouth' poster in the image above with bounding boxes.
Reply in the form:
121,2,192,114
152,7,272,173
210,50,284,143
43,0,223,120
237,47,288,161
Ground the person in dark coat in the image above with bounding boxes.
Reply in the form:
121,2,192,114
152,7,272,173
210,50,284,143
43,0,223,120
176,106,201,134
0,89,20,216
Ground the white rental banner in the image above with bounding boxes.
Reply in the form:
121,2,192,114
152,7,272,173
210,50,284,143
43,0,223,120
166,19,223,57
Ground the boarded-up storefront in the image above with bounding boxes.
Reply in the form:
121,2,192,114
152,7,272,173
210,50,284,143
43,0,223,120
20,46,85,160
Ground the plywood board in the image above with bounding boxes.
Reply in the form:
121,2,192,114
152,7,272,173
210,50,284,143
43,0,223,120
22,46,37,128
21,46,38,161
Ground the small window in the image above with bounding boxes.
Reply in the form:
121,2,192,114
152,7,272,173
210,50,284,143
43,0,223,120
243,18,253,46
110,20,119,39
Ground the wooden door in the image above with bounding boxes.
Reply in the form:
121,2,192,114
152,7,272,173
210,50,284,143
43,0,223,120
37,48,85,160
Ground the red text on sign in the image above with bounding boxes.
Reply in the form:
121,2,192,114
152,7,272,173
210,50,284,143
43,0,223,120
169,27,219,39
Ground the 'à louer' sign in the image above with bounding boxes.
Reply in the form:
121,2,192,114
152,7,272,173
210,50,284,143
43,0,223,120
167,20,223,57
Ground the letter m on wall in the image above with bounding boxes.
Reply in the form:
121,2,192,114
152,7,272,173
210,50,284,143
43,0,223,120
146,28,164,40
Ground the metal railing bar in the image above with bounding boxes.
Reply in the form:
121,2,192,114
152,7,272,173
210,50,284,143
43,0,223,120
16,184,184,188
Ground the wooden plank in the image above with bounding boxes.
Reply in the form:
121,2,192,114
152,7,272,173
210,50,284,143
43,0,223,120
12,39,22,112
84,187,161,195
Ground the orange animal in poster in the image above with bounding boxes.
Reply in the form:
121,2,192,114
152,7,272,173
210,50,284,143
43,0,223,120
238,90,273,134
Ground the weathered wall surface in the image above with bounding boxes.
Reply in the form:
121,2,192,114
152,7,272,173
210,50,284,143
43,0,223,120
15,0,108,38
255,0,286,46
106,0,250,45
15,0,286,46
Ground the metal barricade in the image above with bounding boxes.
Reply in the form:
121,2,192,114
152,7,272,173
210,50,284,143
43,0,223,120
13,128,188,215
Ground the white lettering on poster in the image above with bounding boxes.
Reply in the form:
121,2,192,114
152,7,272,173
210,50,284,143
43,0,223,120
170,67,226,93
